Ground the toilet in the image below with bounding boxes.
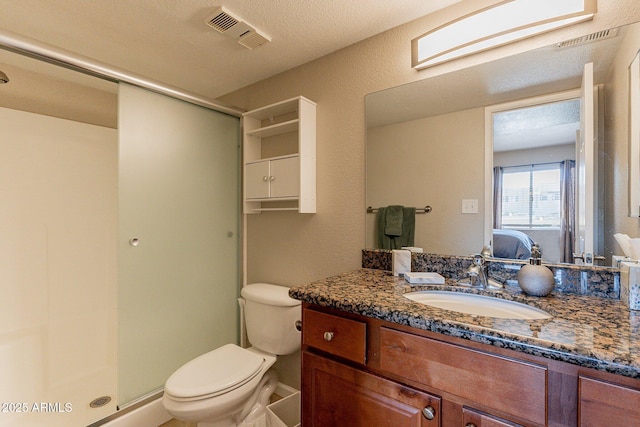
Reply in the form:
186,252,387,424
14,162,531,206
162,283,301,427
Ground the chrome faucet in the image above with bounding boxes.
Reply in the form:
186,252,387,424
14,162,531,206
457,254,488,288
457,251,504,289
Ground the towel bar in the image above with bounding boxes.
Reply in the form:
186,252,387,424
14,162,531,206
366,205,432,214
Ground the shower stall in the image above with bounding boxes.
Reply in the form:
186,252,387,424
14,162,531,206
0,44,241,427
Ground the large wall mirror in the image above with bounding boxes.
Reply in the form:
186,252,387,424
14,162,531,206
366,20,640,266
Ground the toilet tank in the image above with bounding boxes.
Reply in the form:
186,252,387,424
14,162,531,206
240,283,301,355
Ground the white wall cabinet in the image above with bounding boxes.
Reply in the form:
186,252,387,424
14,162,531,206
243,96,316,213
245,155,300,200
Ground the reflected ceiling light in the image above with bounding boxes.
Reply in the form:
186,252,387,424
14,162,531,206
412,0,596,70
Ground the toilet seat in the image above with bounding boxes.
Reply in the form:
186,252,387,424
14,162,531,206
164,344,265,401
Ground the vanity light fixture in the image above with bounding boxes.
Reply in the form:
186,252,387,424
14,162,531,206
412,0,596,70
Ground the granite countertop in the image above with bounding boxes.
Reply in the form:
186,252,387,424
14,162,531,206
289,268,640,379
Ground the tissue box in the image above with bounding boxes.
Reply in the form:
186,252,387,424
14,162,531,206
392,250,411,277
620,261,640,310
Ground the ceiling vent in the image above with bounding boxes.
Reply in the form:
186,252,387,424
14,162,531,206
204,6,271,50
556,27,620,49
238,30,270,50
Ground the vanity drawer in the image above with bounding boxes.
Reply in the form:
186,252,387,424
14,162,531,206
379,327,547,426
579,376,640,425
303,308,367,364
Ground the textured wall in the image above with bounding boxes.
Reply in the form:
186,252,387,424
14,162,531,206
221,0,640,288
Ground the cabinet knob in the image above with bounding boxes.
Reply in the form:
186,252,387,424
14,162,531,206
262,176,269,182
421,406,436,420
323,331,334,341
295,320,302,332
269,175,275,181
465,423,477,427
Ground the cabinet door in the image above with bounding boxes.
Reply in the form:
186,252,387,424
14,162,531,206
379,328,547,426
270,156,299,198
462,407,522,427
579,376,640,426
303,351,441,427
245,160,270,199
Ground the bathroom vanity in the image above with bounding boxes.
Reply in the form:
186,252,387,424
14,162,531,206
290,269,640,426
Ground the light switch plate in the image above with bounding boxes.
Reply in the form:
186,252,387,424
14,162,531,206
462,199,478,214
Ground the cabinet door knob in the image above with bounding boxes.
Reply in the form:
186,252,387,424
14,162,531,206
465,423,477,427
269,175,275,181
262,176,269,182
323,331,334,341
421,406,436,420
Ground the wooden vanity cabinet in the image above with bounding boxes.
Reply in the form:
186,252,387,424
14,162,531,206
301,307,440,426
301,303,640,426
301,304,540,426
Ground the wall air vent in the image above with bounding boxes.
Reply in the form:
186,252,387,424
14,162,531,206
556,27,619,49
204,6,271,50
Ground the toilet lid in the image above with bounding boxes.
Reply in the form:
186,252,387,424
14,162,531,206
165,344,265,399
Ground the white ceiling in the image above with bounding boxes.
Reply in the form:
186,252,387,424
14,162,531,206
492,99,580,152
0,0,461,100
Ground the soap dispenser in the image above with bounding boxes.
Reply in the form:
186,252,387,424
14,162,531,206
517,243,555,296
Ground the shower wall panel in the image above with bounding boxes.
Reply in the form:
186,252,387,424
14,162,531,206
0,107,118,427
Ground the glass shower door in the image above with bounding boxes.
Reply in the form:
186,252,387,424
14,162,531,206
117,83,240,406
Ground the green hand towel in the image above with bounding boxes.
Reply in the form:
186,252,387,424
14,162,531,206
377,207,390,249
384,205,404,236
377,206,416,250
400,207,416,248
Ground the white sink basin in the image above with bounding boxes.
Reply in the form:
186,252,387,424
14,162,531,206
404,291,551,320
